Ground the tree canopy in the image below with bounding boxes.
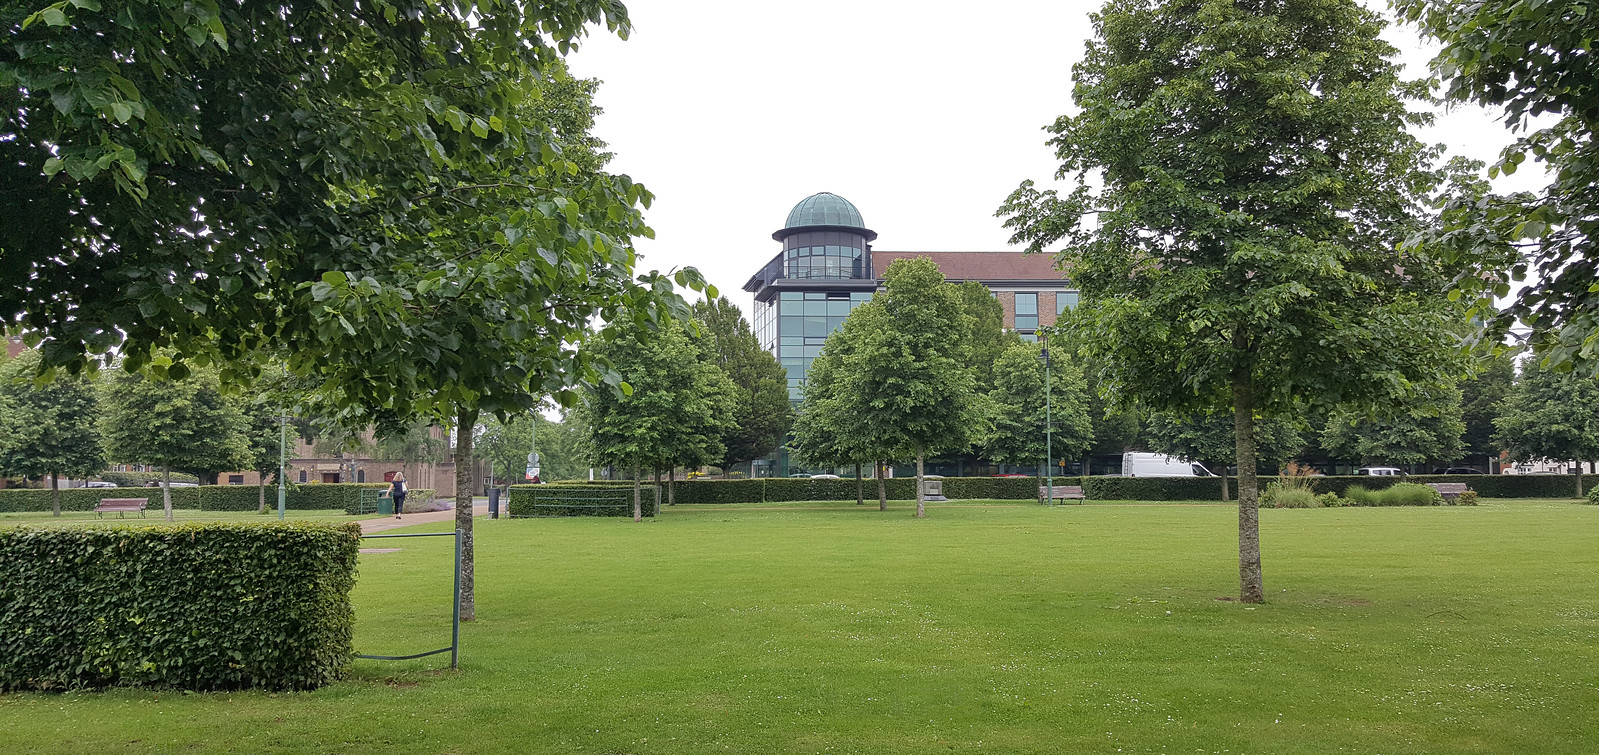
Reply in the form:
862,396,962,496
1396,0,1599,374
98,363,250,518
1000,0,1464,601
0,349,103,515
690,296,792,470
1495,357,1599,495
982,340,1093,471
1319,388,1467,468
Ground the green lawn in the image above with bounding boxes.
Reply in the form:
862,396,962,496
2,499,1596,753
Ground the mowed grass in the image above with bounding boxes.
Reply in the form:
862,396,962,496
2,499,1597,753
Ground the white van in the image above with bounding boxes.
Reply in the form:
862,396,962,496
1122,452,1213,477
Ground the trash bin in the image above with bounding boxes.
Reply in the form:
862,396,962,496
488,487,501,519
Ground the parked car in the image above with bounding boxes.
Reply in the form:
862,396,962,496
788,473,811,478
84,481,117,488
1355,467,1403,476
809,474,841,479
991,474,1030,478
145,481,199,487
1122,452,1213,477
1433,467,1481,475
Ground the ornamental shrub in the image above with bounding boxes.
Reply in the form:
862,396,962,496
1584,486,1599,505
0,522,359,691
1316,492,1344,508
1456,490,1479,506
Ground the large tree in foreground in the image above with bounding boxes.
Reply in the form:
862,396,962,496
1396,0,1599,375
1000,0,1462,602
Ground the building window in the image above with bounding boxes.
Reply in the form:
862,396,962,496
298,470,308,483
1057,292,1079,313
1015,293,1038,331
227,474,244,485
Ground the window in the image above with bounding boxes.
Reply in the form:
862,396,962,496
1015,292,1038,331
227,474,244,486
1057,292,1079,313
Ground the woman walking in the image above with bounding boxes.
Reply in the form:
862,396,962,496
387,472,407,519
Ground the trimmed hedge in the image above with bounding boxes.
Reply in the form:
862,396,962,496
0,522,359,691
0,483,418,514
508,484,658,517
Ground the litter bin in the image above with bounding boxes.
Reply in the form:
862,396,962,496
488,487,501,519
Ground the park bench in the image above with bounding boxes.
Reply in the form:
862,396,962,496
1425,482,1468,502
93,498,149,518
1040,485,1085,503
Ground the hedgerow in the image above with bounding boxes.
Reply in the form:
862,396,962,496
0,522,359,691
0,483,416,514
508,485,657,517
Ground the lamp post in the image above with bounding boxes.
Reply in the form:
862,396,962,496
277,411,288,520
1038,335,1053,506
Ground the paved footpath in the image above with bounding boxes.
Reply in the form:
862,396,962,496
359,501,489,535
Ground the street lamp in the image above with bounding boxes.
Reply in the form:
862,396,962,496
1038,334,1054,506
277,410,289,520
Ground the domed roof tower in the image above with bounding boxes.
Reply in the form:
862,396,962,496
773,192,877,242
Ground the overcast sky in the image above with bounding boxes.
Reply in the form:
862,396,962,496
566,0,1548,322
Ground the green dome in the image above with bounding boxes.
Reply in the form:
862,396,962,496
784,192,865,230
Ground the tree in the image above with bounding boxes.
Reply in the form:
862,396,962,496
1396,0,1599,375
584,320,735,519
1319,388,1466,468
99,363,250,519
0,350,103,515
1495,358,1599,496
824,258,980,518
790,319,882,507
953,282,1017,386
1,1,640,378
1460,349,1517,463
982,341,1093,474
690,297,793,470
1000,0,1463,602
1144,411,1304,499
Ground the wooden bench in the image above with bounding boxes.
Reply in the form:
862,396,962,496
1040,485,1086,503
93,498,149,518
1426,482,1468,502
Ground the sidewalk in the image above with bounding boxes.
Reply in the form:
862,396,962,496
359,501,489,535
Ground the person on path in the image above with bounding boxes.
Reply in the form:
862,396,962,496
386,473,408,519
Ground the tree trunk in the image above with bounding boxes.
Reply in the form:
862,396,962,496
877,461,887,511
1220,469,1229,502
162,466,173,521
1233,370,1263,604
915,448,926,519
632,463,643,522
1578,467,1585,498
855,462,863,505
51,474,60,517
653,467,662,511
259,477,267,514
454,407,480,622
668,471,676,506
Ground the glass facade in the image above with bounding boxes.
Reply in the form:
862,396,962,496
781,230,868,280
757,290,873,400
1015,292,1038,331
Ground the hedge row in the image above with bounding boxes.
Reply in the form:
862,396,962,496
538,474,1585,504
507,484,658,517
0,522,359,691
0,483,425,514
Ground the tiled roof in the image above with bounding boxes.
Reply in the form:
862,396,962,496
871,251,1065,282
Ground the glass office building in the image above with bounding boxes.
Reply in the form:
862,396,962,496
743,192,1081,475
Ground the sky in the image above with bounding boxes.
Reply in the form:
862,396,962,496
565,0,1550,323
